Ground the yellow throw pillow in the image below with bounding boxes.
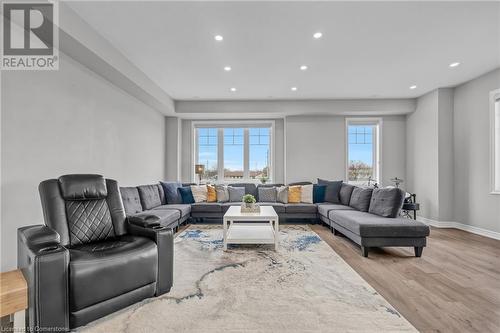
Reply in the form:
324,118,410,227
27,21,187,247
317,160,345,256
288,185,302,203
207,185,217,202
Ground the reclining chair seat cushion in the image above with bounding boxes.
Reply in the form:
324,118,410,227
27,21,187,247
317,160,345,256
317,203,353,218
152,204,191,218
191,202,222,213
285,203,317,214
68,235,157,312
257,202,286,213
131,210,180,228
329,210,430,238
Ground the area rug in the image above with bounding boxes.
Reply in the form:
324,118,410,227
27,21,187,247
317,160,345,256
80,225,416,332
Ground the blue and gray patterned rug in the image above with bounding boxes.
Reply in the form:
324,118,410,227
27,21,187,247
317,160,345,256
81,225,415,332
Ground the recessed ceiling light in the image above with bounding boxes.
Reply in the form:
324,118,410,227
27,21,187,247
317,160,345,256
409,85,417,90
224,66,232,71
313,32,323,39
449,62,460,68
300,65,308,71
230,87,237,92
214,35,223,41
291,87,298,91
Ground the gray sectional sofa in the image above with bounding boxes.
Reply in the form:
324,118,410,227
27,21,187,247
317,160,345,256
120,181,430,257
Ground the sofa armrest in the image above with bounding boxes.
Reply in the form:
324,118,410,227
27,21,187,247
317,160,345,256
127,221,174,295
17,225,69,332
128,214,162,228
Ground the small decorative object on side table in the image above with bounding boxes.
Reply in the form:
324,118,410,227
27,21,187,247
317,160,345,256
0,269,27,330
401,193,420,220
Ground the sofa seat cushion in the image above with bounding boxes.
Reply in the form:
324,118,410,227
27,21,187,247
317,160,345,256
191,202,222,213
285,203,317,214
69,235,157,312
153,204,191,218
317,203,353,218
257,202,286,213
221,202,241,213
130,209,180,228
329,210,430,238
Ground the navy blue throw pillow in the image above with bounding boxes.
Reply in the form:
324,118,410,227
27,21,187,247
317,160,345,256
178,186,195,204
160,181,183,204
313,185,327,203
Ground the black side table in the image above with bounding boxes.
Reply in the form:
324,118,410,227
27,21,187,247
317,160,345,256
401,202,420,220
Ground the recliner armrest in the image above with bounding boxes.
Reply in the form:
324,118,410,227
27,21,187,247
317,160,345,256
127,221,174,296
128,214,162,228
18,225,69,332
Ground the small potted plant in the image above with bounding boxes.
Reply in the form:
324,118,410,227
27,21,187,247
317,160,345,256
260,176,269,184
242,194,257,211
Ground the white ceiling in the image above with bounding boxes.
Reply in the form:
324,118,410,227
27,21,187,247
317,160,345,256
67,1,500,100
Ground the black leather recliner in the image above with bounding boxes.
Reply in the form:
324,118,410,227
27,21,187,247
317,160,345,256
17,174,174,332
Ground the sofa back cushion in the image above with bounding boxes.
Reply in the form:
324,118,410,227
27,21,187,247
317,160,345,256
215,185,230,203
368,187,405,218
228,186,245,202
317,179,343,203
349,187,373,212
137,185,162,210
258,187,277,202
160,181,183,204
120,187,143,215
228,183,257,198
288,181,312,186
339,183,355,206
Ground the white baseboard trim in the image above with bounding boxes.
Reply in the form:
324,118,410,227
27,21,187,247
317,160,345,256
417,217,500,240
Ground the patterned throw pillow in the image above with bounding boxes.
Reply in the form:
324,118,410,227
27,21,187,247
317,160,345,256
190,185,208,203
301,184,313,203
258,187,277,202
207,185,217,202
276,186,288,203
288,185,302,203
228,186,245,202
216,185,229,203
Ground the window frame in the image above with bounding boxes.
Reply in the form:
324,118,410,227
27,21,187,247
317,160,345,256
345,117,382,186
490,88,500,195
192,120,275,183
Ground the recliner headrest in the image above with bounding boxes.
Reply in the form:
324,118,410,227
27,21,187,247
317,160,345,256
58,174,107,200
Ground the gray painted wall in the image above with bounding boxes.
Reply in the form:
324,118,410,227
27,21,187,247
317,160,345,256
406,90,440,220
286,115,406,185
453,69,500,232
1,54,166,271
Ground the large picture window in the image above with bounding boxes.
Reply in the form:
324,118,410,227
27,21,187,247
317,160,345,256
491,89,500,194
194,122,273,183
346,118,381,186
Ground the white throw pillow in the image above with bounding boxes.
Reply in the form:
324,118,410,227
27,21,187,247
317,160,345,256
191,185,208,203
301,184,313,204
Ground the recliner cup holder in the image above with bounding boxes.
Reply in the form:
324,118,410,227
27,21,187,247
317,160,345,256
151,225,163,230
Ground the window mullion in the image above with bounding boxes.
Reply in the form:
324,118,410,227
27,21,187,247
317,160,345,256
243,128,250,179
217,128,224,182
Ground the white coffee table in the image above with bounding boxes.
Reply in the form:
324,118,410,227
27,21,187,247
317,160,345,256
223,205,279,250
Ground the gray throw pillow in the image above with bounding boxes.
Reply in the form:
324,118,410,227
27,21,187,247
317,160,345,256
349,187,373,212
317,179,343,203
368,187,405,218
215,185,229,203
258,187,277,202
228,186,245,202
160,181,182,204
276,186,288,204
339,183,355,206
